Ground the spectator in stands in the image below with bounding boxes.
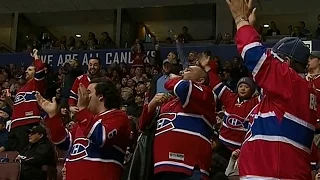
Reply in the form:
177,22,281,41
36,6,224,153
40,32,52,50
222,33,233,44
55,36,67,50
18,125,56,180
68,57,101,114
0,50,45,153
86,32,98,47
0,118,8,150
75,40,85,50
266,21,280,36
315,14,320,38
132,67,148,83
165,37,173,44
298,21,311,37
180,26,193,43
99,32,116,49
68,37,76,51
132,43,148,67
60,59,82,105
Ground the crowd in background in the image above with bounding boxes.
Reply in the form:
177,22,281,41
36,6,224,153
23,15,320,53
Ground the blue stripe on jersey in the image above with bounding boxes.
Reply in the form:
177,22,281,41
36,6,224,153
162,115,212,141
243,45,266,72
251,116,314,149
213,83,225,97
56,135,72,151
34,69,45,80
87,145,124,163
174,80,191,106
219,138,241,149
69,91,78,99
88,122,105,147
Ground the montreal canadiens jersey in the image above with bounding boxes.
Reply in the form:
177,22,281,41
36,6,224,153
46,109,131,180
139,78,216,180
11,58,45,129
236,25,317,180
212,82,259,150
68,75,91,106
306,74,320,125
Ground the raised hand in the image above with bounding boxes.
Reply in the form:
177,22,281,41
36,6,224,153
225,0,253,22
35,92,57,118
30,49,39,59
248,8,257,25
77,83,89,111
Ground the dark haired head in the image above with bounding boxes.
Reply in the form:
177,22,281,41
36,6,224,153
89,57,101,65
203,50,212,59
90,78,121,109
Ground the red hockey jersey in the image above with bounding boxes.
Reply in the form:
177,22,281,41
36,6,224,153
68,75,91,106
306,74,320,130
139,78,216,180
46,109,131,180
236,25,317,180
212,81,259,150
11,58,45,129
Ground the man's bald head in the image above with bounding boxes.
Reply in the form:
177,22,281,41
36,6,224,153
182,66,208,84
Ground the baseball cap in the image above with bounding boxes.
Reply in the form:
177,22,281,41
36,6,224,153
27,125,47,136
272,37,310,66
310,51,320,59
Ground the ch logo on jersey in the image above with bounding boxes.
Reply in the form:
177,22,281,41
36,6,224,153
14,92,36,105
156,113,177,136
225,114,245,129
68,138,90,161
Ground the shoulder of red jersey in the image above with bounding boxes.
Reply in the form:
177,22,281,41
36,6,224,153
100,109,129,120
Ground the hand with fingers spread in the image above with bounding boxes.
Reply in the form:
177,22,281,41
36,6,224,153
225,0,256,26
35,92,58,118
77,83,90,111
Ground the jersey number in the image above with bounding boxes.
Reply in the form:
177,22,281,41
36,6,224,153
107,129,117,139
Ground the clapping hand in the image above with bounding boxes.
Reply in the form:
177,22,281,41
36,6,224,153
77,83,90,111
35,92,57,118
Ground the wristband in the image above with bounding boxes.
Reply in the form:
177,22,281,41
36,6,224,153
235,17,249,25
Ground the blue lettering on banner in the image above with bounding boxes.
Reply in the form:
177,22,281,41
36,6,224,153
0,40,318,71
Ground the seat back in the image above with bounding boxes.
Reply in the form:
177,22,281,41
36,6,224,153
0,162,21,180
0,151,19,162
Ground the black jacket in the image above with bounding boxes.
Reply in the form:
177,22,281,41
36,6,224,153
19,137,56,180
60,64,83,105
